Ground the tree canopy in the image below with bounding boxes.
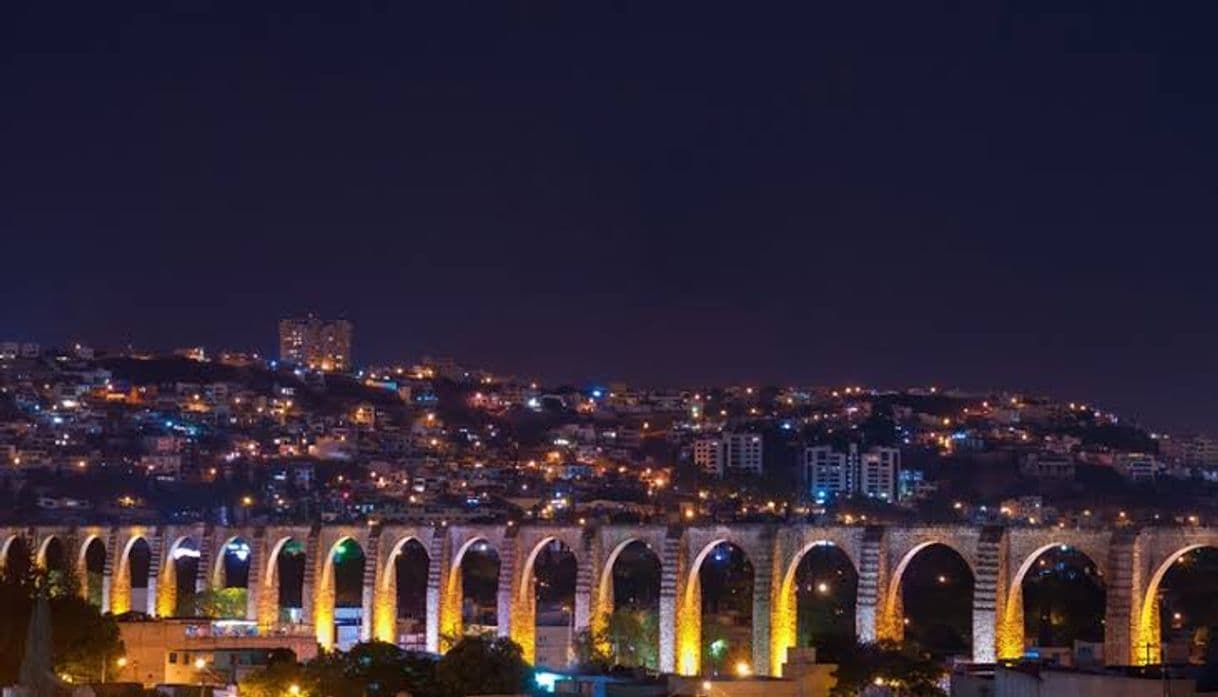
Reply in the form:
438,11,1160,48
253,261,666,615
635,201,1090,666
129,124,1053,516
830,641,946,697
0,546,124,684
240,636,531,697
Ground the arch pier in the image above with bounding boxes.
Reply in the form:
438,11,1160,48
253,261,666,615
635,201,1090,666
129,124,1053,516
5,522,1215,673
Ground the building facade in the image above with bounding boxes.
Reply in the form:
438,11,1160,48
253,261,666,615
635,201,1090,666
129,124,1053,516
278,317,353,372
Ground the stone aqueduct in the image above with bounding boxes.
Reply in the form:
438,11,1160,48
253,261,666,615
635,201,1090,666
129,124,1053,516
3,521,1216,675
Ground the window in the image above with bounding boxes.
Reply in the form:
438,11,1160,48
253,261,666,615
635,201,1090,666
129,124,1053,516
169,653,177,664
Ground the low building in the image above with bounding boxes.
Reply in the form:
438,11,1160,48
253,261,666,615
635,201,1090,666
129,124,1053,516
117,618,317,687
952,664,1205,697
666,648,836,697
1020,453,1076,480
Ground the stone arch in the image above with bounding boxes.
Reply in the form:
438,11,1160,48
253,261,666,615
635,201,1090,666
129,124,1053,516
77,535,107,607
677,538,757,676
373,535,430,643
314,535,366,649
592,537,663,668
212,535,253,589
512,535,579,666
0,533,30,574
440,536,501,650
596,537,662,625
112,534,152,615
36,535,67,571
1136,542,1218,665
772,539,860,673
998,541,1105,659
158,535,200,617
262,535,306,627
882,540,975,652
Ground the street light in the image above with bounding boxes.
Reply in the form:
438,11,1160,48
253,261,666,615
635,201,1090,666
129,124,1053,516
288,685,301,697
194,657,207,697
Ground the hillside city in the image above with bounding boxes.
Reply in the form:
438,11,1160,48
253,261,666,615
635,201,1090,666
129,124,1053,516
2,317,1216,530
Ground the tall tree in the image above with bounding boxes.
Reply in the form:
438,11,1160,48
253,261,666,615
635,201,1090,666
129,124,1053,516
435,636,530,697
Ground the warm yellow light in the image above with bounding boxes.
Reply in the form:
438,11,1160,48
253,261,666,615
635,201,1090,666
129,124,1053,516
734,661,752,677
194,657,206,670
116,657,128,668
817,582,830,594
288,685,301,696
701,681,712,692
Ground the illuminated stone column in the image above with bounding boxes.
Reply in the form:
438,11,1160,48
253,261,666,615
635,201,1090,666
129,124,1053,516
371,537,397,644
361,527,380,642
673,535,701,676
438,542,464,652
305,529,326,647
426,533,445,653
156,539,177,618
196,528,215,595
588,534,614,658
769,562,797,677
498,535,519,641
996,583,1024,660
1105,531,1138,665
245,529,262,622
751,537,774,676
509,552,537,664
144,530,162,616
658,532,680,674
971,531,1002,664
873,528,906,643
573,540,593,636
856,528,883,642
256,538,279,629
72,533,90,603
103,529,122,614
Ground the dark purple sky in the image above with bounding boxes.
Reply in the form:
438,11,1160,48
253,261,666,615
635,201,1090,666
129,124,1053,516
3,2,1218,433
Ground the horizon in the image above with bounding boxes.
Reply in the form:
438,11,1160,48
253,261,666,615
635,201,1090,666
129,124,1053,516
12,332,1193,437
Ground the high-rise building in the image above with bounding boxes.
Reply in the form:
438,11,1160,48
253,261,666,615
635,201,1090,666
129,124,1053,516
858,447,899,501
804,443,899,503
278,316,353,372
692,433,763,477
693,438,725,477
722,432,764,474
1179,435,1218,469
804,445,855,503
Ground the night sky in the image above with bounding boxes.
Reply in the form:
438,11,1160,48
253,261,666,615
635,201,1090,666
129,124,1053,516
3,2,1218,433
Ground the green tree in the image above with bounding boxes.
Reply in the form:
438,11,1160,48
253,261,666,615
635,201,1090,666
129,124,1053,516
194,588,248,619
0,546,124,684
572,627,612,673
606,608,658,669
240,643,437,697
237,650,304,697
574,609,660,672
435,636,530,697
830,641,945,697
